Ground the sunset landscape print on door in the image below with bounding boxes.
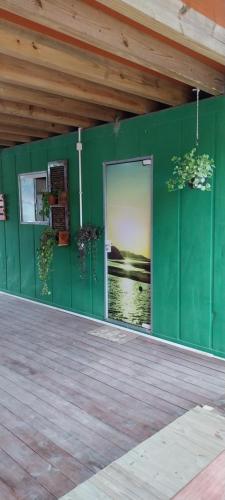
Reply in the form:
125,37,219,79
106,160,152,329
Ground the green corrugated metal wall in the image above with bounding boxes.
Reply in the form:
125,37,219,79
0,95,225,357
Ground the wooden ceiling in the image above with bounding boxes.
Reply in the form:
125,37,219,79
0,0,224,148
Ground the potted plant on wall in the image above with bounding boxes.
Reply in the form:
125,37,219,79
58,191,68,206
39,192,58,219
76,224,103,279
58,230,70,246
37,227,57,295
167,89,215,192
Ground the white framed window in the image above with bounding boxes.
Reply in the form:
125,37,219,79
18,171,48,224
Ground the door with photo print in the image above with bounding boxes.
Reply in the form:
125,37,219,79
105,158,152,330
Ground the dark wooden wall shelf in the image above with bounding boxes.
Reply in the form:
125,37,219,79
48,160,70,246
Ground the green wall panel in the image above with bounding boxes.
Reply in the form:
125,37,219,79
180,115,215,349
212,106,225,355
0,96,225,357
0,156,6,290
150,121,181,341
16,148,36,298
2,151,21,293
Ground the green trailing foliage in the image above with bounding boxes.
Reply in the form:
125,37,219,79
39,192,58,219
76,224,103,280
37,227,57,295
39,192,51,219
167,148,215,192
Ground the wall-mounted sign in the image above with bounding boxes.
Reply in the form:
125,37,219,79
0,194,7,221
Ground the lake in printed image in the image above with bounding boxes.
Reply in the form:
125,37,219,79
108,256,151,326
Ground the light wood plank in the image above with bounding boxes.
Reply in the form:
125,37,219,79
96,0,225,66
0,1,223,94
60,406,225,499
0,21,196,102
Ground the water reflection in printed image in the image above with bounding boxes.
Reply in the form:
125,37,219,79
108,257,151,327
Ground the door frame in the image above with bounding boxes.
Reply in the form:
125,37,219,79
103,156,153,333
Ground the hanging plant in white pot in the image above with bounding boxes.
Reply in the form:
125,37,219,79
167,89,215,192
167,148,215,192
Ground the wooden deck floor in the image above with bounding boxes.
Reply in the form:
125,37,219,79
0,293,224,499
60,406,225,499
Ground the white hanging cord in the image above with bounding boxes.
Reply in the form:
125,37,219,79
192,88,200,147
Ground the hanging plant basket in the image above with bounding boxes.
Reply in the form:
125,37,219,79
76,224,103,280
167,148,215,192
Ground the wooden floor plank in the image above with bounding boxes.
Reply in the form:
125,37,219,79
0,368,128,463
3,301,224,390
0,448,55,499
4,325,223,392
0,402,93,484
131,336,225,373
1,324,219,404
0,342,172,430
0,328,193,411
0,387,107,473
0,293,224,499
60,406,225,500
0,421,75,497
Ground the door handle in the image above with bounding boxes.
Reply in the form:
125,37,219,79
105,240,112,253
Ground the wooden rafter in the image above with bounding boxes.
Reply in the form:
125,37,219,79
0,124,49,139
0,100,97,128
95,0,225,66
0,140,16,147
0,1,223,149
0,82,125,122
0,21,199,103
0,114,71,134
0,132,31,143
0,1,223,94
0,56,162,114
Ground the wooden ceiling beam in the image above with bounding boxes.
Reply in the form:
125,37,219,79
0,132,31,143
0,100,97,128
0,81,123,122
0,22,192,105
0,114,71,134
0,140,16,147
0,55,162,113
95,0,225,66
0,1,223,94
0,124,49,139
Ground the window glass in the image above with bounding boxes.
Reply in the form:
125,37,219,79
36,177,47,221
19,172,48,224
